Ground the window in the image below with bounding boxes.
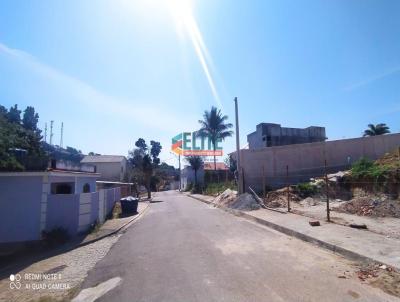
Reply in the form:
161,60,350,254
83,183,91,193
51,183,74,194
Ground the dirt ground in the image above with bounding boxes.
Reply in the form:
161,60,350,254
354,262,400,298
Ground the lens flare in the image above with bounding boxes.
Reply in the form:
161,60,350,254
167,0,222,107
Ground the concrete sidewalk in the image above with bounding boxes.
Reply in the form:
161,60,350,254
185,193,400,270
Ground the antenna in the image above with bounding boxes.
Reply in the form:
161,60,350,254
50,120,54,145
60,122,64,148
44,123,47,143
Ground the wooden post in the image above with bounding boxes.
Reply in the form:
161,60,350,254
262,165,266,198
234,97,242,194
325,159,331,222
286,165,291,212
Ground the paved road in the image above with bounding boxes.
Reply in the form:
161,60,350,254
79,191,396,302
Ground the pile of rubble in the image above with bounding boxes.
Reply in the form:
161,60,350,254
335,191,400,218
229,193,261,211
213,189,260,211
213,189,237,207
264,187,301,208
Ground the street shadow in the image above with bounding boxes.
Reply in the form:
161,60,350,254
149,200,164,203
118,212,138,218
0,236,88,280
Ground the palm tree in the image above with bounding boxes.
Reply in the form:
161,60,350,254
198,106,233,171
363,123,390,137
186,156,204,188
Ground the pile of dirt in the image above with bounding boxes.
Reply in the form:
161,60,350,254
355,263,400,298
335,194,400,218
213,189,237,207
264,187,301,208
375,150,400,169
228,193,261,211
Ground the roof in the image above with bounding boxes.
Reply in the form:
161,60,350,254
81,155,126,163
204,162,229,171
0,171,100,177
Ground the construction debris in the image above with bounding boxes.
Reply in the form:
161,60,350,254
300,197,319,207
349,223,368,229
335,193,400,218
309,220,321,227
229,193,261,211
213,189,237,207
264,186,301,208
213,189,260,211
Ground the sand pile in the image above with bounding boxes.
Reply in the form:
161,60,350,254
213,189,260,211
229,193,261,211
213,189,237,207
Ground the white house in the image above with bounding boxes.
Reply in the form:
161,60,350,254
81,155,127,182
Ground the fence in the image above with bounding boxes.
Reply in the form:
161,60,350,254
242,161,400,222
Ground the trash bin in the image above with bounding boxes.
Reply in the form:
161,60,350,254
120,196,139,214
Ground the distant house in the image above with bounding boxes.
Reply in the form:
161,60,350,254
181,162,229,190
204,162,229,171
81,155,127,182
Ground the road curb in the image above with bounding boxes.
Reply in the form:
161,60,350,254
185,193,394,267
77,202,150,248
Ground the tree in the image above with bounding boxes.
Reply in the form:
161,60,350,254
7,104,21,124
198,106,233,171
150,140,162,166
363,123,390,137
0,104,46,171
22,106,39,131
186,156,204,189
128,138,162,198
0,105,7,116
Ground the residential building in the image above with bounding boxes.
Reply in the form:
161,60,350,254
247,123,326,149
81,155,127,181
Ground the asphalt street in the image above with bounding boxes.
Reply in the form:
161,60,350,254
79,191,397,302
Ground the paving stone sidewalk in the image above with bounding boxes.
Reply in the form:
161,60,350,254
186,193,400,270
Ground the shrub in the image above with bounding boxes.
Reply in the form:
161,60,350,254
296,182,318,198
351,157,390,181
184,182,193,192
191,183,202,194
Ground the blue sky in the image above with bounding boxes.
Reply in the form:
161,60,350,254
1,0,399,166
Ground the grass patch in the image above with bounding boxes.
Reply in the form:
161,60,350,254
351,157,391,181
296,182,319,198
204,181,236,196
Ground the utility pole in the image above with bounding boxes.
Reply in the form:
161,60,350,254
286,165,291,212
60,122,64,148
234,97,242,194
50,120,54,145
324,159,331,222
178,153,181,191
44,123,47,143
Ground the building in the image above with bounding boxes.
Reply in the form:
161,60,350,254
247,123,326,149
233,133,400,190
81,155,127,181
181,162,229,190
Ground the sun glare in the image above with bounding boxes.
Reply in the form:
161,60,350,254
167,0,193,25
166,0,222,107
